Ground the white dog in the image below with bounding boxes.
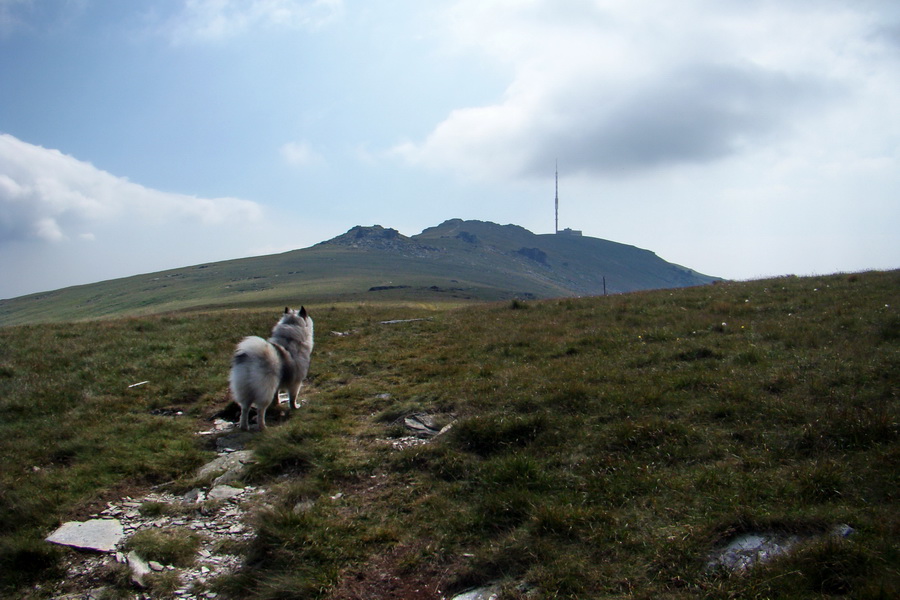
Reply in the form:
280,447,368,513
229,307,314,431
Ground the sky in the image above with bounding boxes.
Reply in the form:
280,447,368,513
1,0,899,299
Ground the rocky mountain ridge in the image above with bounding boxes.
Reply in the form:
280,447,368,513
0,219,720,326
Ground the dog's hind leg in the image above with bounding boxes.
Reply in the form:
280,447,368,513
254,386,278,431
232,385,251,432
238,405,251,432
287,381,304,410
257,403,268,430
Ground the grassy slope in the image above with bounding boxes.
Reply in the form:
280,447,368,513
0,247,476,326
0,220,718,327
0,271,897,598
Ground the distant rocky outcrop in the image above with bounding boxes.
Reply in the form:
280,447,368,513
317,225,439,255
516,247,548,264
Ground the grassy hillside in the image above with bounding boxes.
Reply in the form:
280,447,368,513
0,271,897,598
0,220,718,326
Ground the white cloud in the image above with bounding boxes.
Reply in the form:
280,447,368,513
280,140,324,168
396,0,900,182
0,133,299,298
165,0,344,43
0,133,263,245
33,217,64,242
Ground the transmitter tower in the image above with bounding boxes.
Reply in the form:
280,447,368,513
554,161,559,234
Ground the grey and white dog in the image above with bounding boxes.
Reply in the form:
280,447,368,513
229,307,314,431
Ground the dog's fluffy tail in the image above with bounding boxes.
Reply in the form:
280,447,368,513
230,337,280,424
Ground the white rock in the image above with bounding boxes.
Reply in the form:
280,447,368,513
452,585,501,600
208,485,243,501
45,519,124,552
196,450,254,481
707,532,802,572
127,551,152,588
183,488,205,503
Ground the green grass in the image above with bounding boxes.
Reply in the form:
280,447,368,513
1,271,897,599
124,527,203,568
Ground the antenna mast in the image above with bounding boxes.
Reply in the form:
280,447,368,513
554,160,559,234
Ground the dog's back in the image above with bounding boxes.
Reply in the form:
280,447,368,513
268,307,314,391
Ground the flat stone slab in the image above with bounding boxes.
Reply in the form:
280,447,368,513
404,414,442,437
708,532,801,572
208,485,244,501
380,318,432,325
46,519,124,552
452,585,500,600
196,450,254,481
706,525,855,572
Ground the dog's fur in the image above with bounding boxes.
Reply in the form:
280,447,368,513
229,307,314,431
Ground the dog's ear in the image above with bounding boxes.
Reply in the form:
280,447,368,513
299,306,308,318
284,307,291,314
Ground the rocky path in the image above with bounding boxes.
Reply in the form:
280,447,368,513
44,420,264,600
40,406,458,600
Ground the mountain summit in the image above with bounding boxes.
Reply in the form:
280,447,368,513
317,225,438,256
0,219,719,325
303,218,718,300
408,219,717,295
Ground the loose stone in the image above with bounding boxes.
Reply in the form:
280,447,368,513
46,519,125,553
